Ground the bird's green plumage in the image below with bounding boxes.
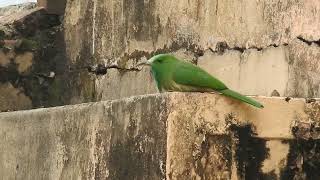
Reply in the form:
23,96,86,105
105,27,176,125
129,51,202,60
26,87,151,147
147,54,264,108
220,89,263,108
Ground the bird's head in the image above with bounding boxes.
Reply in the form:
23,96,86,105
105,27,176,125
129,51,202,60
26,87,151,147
136,54,176,68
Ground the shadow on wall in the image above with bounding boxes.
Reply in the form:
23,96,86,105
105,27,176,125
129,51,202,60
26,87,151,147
0,1,97,112
37,0,66,15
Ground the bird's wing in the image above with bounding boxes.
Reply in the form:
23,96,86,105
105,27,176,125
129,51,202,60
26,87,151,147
151,69,162,92
172,62,227,91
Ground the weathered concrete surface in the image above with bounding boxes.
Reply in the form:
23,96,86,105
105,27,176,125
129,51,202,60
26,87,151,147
1,93,320,179
166,93,320,179
65,0,320,60
0,3,37,20
0,94,167,179
198,46,289,96
0,3,93,112
38,0,66,15
95,50,198,101
64,0,320,101
198,39,320,97
0,82,32,111
95,68,157,101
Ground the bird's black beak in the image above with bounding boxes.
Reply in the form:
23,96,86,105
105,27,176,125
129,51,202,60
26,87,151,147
136,60,151,67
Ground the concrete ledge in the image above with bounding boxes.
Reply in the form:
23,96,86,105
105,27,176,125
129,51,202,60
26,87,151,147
0,93,319,179
0,95,168,179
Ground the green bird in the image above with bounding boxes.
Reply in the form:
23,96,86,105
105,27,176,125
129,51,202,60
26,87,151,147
137,54,264,108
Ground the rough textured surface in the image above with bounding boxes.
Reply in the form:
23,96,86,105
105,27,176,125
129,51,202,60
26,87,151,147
0,3,37,22
3,0,318,110
198,46,289,96
198,40,320,97
0,82,32,111
166,93,320,179
286,40,320,98
96,68,157,101
38,0,66,15
64,0,320,101
1,0,320,179
65,0,320,60
0,3,94,112
0,94,167,179
1,93,320,179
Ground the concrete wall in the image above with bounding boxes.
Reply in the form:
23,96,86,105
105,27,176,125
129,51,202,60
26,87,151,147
0,94,168,179
1,1,320,178
64,0,320,101
0,4,93,112
1,0,320,111
0,93,320,179
38,0,66,15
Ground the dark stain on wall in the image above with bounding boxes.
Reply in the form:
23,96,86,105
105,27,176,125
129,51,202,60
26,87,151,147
0,7,78,111
123,0,160,42
0,2,101,111
193,134,232,179
228,123,270,179
280,139,320,179
108,96,167,180
281,109,320,179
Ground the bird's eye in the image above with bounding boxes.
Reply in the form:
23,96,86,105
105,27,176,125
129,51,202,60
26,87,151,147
157,59,163,63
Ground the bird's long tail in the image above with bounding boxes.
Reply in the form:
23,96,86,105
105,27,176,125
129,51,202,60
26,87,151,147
220,89,264,108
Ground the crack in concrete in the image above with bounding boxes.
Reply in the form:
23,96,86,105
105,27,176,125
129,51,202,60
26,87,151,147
122,41,204,62
70,35,320,76
297,36,320,46
36,35,320,77
92,0,97,55
206,36,319,56
215,0,219,15
68,64,141,75
209,41,288,54
105,65,141,72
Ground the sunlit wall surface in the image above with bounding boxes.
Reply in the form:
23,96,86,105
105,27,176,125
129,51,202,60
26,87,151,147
0,0,36,7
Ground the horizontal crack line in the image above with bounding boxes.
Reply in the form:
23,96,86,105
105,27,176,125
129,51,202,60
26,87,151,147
105,65,140,72
297,36,320,46
70,64,141,75
208,42,288,54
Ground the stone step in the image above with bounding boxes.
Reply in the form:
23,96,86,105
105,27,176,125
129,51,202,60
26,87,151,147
0,93,319,179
